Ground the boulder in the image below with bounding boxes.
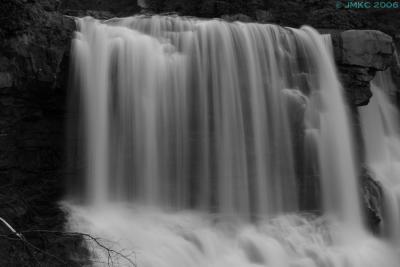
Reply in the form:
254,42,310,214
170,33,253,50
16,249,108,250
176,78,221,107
339,30,394,70
361,167,384,233
332,30,395,106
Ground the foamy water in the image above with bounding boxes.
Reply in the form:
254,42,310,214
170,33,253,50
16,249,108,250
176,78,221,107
66,204,399,267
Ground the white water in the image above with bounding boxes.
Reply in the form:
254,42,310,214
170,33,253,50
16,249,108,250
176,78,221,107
67,16,399,266
360,70,400,244
67,203,398,267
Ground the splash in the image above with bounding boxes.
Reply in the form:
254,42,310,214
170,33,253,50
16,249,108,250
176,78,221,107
66,204,398,267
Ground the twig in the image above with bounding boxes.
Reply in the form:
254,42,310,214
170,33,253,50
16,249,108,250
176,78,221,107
0,217,22,238
22,230,137,267
0,217,137,266
0,217,67,265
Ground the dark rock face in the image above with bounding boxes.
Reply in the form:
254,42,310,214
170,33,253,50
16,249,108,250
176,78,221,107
337,65,375,106
361,167,384,233
340,30,393,69
332,30,395,106
0,0,75,188
0,0,81,265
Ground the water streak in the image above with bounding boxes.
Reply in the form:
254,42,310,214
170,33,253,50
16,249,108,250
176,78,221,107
360,70,400,244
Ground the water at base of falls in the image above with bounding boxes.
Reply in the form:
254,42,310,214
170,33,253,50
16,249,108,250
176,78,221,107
66,15,400,266
66,204,399,267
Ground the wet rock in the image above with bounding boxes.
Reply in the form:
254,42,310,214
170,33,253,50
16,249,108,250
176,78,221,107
361,167,383,233
332,30,395,106
338,66,375,106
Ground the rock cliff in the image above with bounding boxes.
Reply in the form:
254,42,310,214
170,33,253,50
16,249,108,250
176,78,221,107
0,0,80,265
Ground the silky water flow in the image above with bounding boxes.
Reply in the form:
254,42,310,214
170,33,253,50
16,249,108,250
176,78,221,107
360,69,400,245
65,16,400,267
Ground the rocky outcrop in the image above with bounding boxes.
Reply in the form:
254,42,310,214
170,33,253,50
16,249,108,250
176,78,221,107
361,167,384,233
0,0,80,265
339,30,393,69
332,30,395,106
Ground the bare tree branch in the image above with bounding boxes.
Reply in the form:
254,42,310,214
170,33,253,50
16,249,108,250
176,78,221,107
0,217,137,266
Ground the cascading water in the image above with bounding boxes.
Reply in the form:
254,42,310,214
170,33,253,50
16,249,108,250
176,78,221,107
359,69,400,245
66,15,399,266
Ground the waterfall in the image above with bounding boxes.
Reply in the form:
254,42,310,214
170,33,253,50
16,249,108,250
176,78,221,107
360,70,400,244
66,16,399,266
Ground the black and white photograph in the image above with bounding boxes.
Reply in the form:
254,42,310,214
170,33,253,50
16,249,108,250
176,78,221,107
0,0,400,266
